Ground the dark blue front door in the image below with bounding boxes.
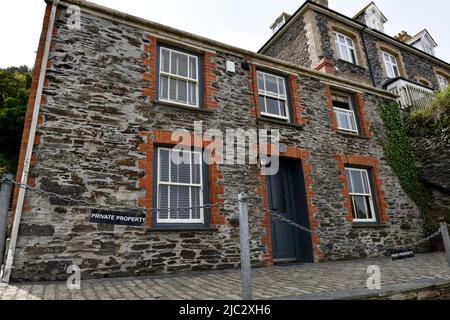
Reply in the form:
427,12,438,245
268,159,314,263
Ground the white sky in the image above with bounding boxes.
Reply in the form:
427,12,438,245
1,0,449,69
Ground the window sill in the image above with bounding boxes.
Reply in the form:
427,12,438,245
154,100,213,114
257,117,304,129
337,130,370,140
146,227,218,233
352,223,390,229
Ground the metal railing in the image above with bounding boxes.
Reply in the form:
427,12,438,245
385,78,435,111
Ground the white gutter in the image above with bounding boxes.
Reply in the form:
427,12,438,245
2,0,60,283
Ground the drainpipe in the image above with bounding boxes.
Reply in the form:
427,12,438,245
2,0,60,283
360,27,377,88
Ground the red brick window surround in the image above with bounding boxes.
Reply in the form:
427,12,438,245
143,36,218,111
257,145,322,265
335,154,389,224
324,84,372,138
138,130,225,229
249,64,305,126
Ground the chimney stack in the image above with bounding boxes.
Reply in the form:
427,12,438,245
310,0,329,7
395,31,412,43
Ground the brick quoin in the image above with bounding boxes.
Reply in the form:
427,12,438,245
354,93,373,138
324,84,338,132
257,144,322,265
288,74,306,126
248,63,260,118
13,3,55,213
335,154,389,223
324,84,373,138
203,52,219,111
143,35,157,102
138,130,225,227
256,173,272,264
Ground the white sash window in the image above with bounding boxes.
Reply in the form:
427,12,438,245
159,47,199,108
346,168,377,223
257,71,290,121
157,148,203,224
332,93,358,134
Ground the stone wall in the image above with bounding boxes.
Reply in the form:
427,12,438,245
11,5,423,281
412,137,450,191
262,15,311,68
364,34,448,89
411,137,450,213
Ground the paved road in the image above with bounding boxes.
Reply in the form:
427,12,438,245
0,253,449,300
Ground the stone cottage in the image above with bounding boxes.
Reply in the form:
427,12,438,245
3,0,448,282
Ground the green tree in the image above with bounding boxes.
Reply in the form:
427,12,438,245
406,86,450,145
0,66,31,174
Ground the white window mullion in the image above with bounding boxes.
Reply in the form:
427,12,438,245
351,195,358,219
367,196,375,220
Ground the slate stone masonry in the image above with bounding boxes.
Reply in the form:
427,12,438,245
11,5,423,281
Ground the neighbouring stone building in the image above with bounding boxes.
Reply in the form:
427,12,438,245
4,0,448,282
260,0,450,245
261,1,450,100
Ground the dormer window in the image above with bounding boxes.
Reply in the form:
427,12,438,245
422,44,435,56
354,3,387,33
404,29,438,57
270,13,291,34
367,16,383,32
272,18,286,34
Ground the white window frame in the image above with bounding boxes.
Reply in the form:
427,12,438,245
272,16,286,34
382,51,400,78
346,168,377,223
159,47,200,108
437,74,449,91
257,71,290,121
335,32,358,64
422,44,435,56
157,148,204,224
332,93,359,134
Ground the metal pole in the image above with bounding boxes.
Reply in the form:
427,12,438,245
0,174,14,271
440,222,450,268
238,192,253,300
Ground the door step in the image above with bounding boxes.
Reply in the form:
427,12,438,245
273,260,304,266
